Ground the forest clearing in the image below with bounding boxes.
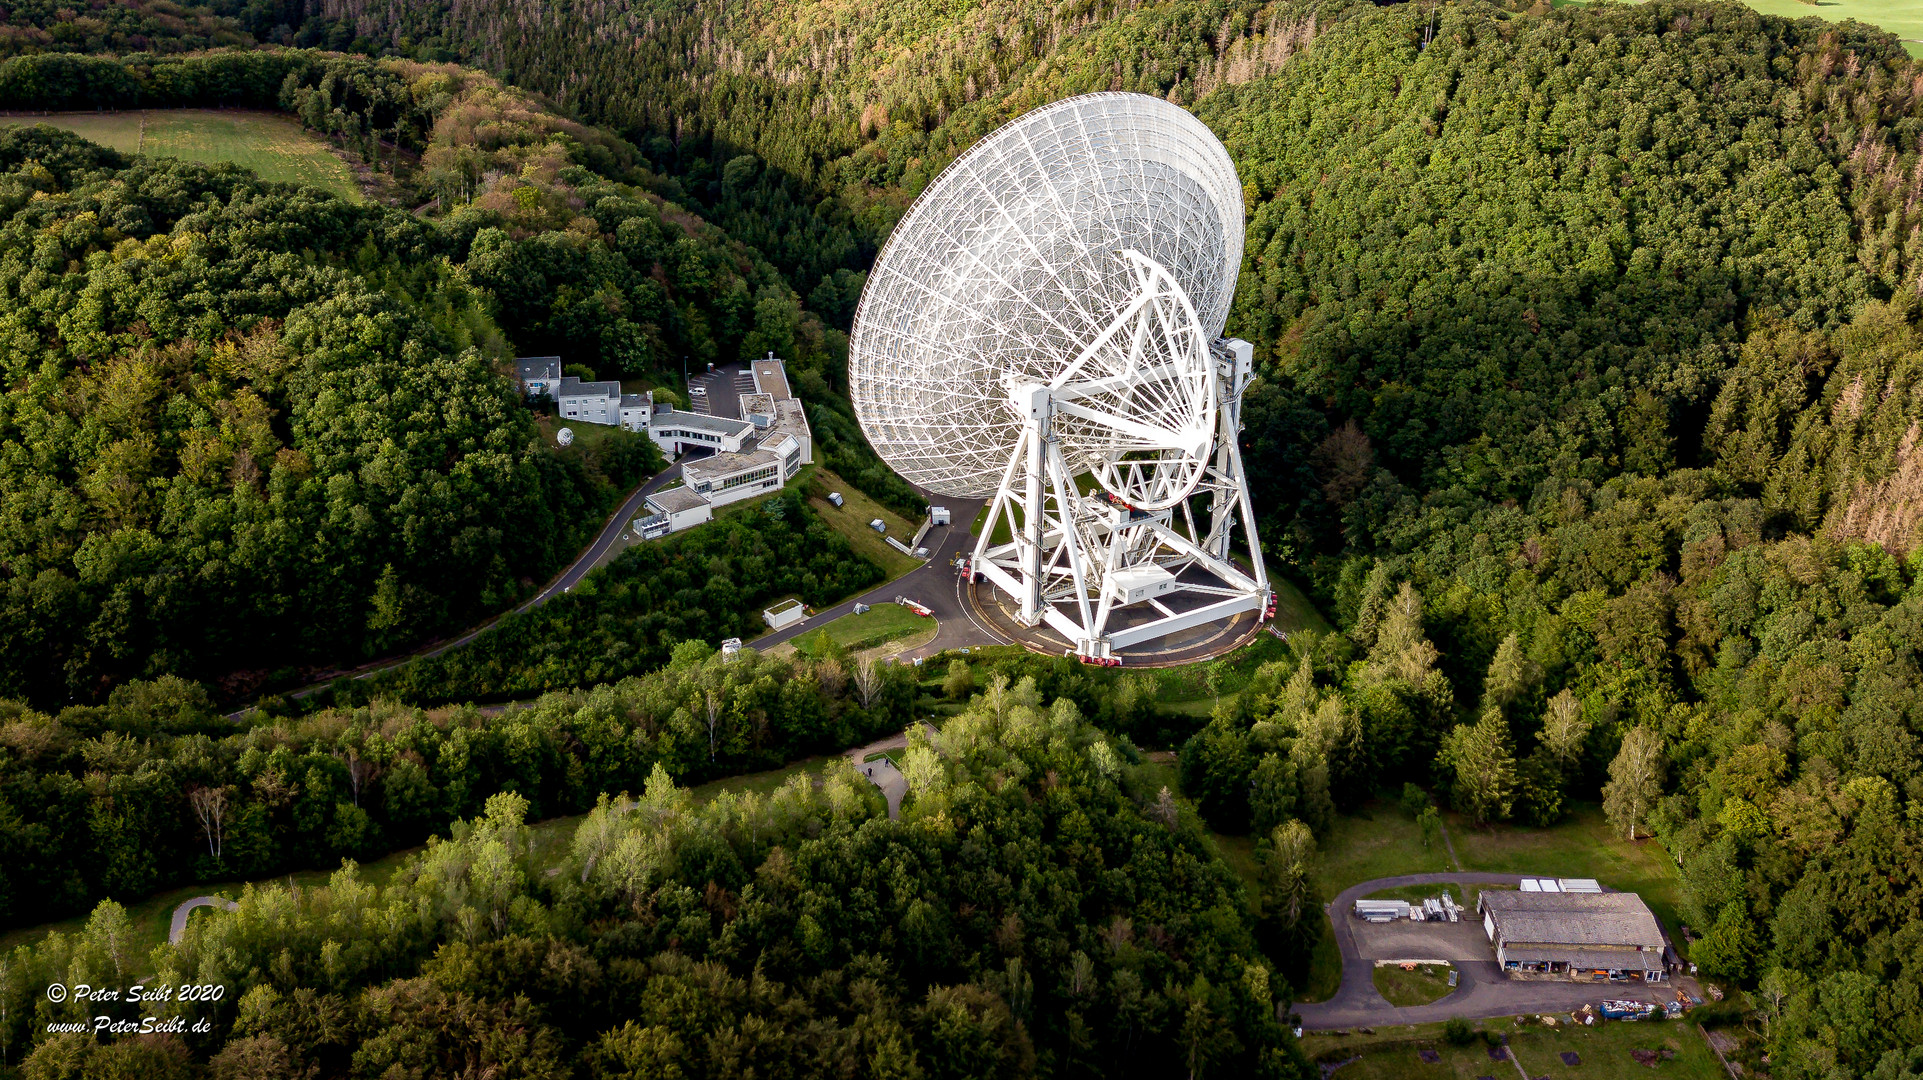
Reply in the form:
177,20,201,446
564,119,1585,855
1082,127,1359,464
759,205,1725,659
6,109,360,199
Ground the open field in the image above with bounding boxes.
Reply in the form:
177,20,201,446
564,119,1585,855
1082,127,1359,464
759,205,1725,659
1724,0,1923,54
1552,0,1923,55
16,111,145,152
807,469,922,578
1450,804,1687,939
1317,803,1459,895
9,110,360,200
1364,883,1467,905
792,602,935,656
1372,962,1455,1007
1303,1016,1725,1080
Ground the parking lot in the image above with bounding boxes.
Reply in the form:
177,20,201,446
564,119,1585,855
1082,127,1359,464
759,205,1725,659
1298,873,1679,1029
685,362,753,419
1349,911,1495,964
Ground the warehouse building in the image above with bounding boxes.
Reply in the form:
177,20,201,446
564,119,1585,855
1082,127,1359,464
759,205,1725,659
1478,888,1668,982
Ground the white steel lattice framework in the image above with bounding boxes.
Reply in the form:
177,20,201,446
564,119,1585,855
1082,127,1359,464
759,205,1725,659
849,92,1269,657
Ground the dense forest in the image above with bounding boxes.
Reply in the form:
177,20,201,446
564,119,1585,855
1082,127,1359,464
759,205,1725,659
1,0,1923,1074
0,126,649,704
340,492,890,705
243,0,1923,1072
0,676,1311,1079
0,48,927,704
0,638,920,927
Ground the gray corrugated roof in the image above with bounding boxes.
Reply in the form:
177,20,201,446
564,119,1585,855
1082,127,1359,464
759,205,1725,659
1482,891,1663,949
646,487,710,514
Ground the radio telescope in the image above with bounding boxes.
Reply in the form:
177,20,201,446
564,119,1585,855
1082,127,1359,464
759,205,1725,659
849,92,1269,659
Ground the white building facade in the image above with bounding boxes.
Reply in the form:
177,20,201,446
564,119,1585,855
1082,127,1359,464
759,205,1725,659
634,486,714,539
555,376,624,426
647,409,757,456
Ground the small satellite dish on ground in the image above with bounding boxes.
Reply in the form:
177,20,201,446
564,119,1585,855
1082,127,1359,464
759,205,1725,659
556,427,575,447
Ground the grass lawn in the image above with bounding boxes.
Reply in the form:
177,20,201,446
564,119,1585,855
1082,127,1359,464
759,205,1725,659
1160,693,1231,716
1449,803,1686,939
689,755,836,802
1303,1016,1724,1080
1371,962,1456,1007
808,469,922,579
1364,883,1466,905
15,110,360,200
1317,802,1459,896
533,413,652,453
792,603,933,657
17,111,145,152
1301,911,1343,1001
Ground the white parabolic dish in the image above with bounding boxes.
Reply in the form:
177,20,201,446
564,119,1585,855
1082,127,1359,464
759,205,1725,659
849,92,1245,502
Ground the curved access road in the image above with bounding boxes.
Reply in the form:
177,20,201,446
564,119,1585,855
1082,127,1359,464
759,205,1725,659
168,896,238,944
263,456,700,707
749,495,994,661
1296,873,1676,1029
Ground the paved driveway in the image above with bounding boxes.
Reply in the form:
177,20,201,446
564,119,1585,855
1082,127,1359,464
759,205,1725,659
1296,873,1676,1029
751,494,996,661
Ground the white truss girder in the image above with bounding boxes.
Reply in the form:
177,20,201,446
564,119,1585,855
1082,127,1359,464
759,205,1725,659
848,92,1268,657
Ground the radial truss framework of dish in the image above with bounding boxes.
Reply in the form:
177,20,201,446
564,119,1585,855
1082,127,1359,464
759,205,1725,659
849,92,1244,499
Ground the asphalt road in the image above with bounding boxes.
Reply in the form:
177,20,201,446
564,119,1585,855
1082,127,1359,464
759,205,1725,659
1297,873,1681,1028
274,457,699,700
168,896,238,944
750,495,997,660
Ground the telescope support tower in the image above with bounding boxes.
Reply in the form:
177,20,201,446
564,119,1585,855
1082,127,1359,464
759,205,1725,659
971,336,1269,658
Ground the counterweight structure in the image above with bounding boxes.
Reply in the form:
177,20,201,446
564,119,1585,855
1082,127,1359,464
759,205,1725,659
849,92,1268,658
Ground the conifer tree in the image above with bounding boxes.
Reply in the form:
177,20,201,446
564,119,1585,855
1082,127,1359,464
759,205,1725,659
1480,631,1541,714
1539,690,1593,768
1437,708,1517,825
1349,560,1395,649
1365,582,1440,687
